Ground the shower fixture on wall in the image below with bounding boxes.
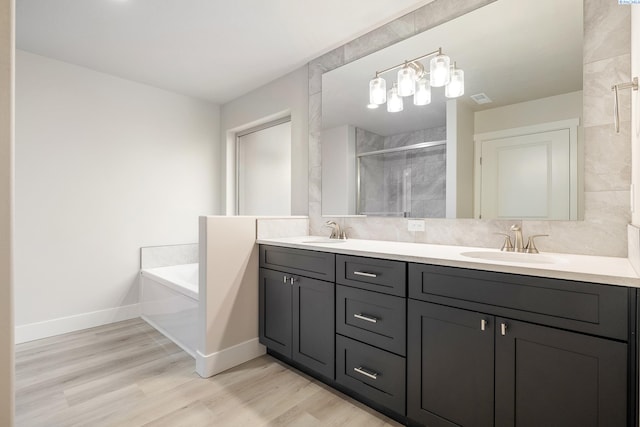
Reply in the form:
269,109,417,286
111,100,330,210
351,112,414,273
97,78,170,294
368,48,464,113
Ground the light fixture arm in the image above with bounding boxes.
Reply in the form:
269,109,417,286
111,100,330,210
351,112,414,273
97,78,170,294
374,47,442,78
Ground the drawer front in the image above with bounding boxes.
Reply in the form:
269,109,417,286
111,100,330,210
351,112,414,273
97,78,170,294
337,255,406,297
409,263,630,341
336,285,406,356
260,245,335,282
336,335,406,415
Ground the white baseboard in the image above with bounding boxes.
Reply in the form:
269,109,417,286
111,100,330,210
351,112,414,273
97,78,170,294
196,338,266,378
15,303,141,344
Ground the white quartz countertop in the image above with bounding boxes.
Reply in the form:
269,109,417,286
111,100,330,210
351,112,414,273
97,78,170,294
256,236,640,288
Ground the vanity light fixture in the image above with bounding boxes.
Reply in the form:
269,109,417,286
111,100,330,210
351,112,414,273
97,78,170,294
387,83,403,112
368,47,463,112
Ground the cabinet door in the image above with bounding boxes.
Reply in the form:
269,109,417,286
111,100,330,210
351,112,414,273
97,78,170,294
259,268,292,358
293,275,335,379
408,300,494,427
495,318,628,427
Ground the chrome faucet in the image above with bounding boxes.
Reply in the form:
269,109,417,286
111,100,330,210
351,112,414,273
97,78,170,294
324,221,343,239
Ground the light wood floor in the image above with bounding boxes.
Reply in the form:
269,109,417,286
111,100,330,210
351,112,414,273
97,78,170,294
15,318,402,427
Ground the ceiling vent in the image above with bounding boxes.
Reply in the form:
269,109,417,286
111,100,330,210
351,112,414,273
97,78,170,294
470,93,492,104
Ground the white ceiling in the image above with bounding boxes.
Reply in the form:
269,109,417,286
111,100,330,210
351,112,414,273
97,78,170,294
16,0,435,104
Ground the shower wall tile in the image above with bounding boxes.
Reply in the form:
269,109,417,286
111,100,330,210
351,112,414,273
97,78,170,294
356,128,385,153
140,243,199,269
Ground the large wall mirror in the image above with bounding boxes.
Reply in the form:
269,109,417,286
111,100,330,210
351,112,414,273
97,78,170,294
321,0,583,220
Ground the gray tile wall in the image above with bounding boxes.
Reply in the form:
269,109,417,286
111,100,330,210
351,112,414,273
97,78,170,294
308,0,631,257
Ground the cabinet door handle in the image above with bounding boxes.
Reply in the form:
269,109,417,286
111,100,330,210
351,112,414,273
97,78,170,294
283,275,287,283
501,322,508,336
290,277,295,285
353,271,377,278
354,366,378,380
481,319,487,331
354,313,378,323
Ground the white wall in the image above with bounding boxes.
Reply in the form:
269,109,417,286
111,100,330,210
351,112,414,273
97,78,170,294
221,66,308,215
474,91,583,134
446,99,474,218
15,50,220,340
321,125,356,215
0,0,14,424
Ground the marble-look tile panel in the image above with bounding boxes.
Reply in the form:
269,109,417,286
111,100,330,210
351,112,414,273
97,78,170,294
256,218,309,239
308,166,322,205
583,54,631,127
309,131,322,169
308,92,322,135
344,14,416,64
342,216,416,243
524,190,630,257
422,126,447,142
356,128,385,153
628,224,640,275
414,0,496,34
309,47,345,96
386,130,422,149
584,0,631,64
414,219,522,247
584,121,631,192
140,244,199,269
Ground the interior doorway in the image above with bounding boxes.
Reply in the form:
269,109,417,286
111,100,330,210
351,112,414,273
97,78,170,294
236,118,292,215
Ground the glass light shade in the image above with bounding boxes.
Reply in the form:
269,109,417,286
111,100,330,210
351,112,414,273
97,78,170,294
445,68,464,98
397,65,416,97
387,85,403,112
369,77,387,105
430,54,451,87
413,78,431,106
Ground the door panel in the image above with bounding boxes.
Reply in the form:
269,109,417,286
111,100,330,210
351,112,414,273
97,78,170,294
495,318,627,427
293,276,335,379
408,300,494,427
480,128,571,220
258,268,292,357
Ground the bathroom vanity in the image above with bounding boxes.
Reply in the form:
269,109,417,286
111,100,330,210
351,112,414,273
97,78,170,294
257,238,640,427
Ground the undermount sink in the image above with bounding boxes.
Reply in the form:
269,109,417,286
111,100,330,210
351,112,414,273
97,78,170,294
302,238,347,244
461,251,560,264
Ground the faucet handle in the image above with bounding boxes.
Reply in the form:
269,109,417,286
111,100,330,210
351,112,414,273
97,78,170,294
495,233,514,252
524,235,549,254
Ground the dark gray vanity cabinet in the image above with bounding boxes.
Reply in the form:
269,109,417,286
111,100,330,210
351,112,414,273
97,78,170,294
259,245,335,380
407,263,633,427
335,254,407,415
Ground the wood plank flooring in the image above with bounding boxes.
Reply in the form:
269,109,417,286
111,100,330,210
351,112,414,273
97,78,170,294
15,318,402,427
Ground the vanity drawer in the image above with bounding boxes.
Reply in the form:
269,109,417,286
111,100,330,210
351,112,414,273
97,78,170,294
409,263,630,341
336,255,406,297
336,335,406,415
260,245,335,282
336,285,406,356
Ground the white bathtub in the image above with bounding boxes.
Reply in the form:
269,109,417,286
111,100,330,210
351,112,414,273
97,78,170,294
140,263,199,357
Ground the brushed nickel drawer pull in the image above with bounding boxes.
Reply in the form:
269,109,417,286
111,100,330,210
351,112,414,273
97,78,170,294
353,271,378,278
481,319,487,331
283,276,287,283
354,313,378,323
501,322,508,336
354,366,378,380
